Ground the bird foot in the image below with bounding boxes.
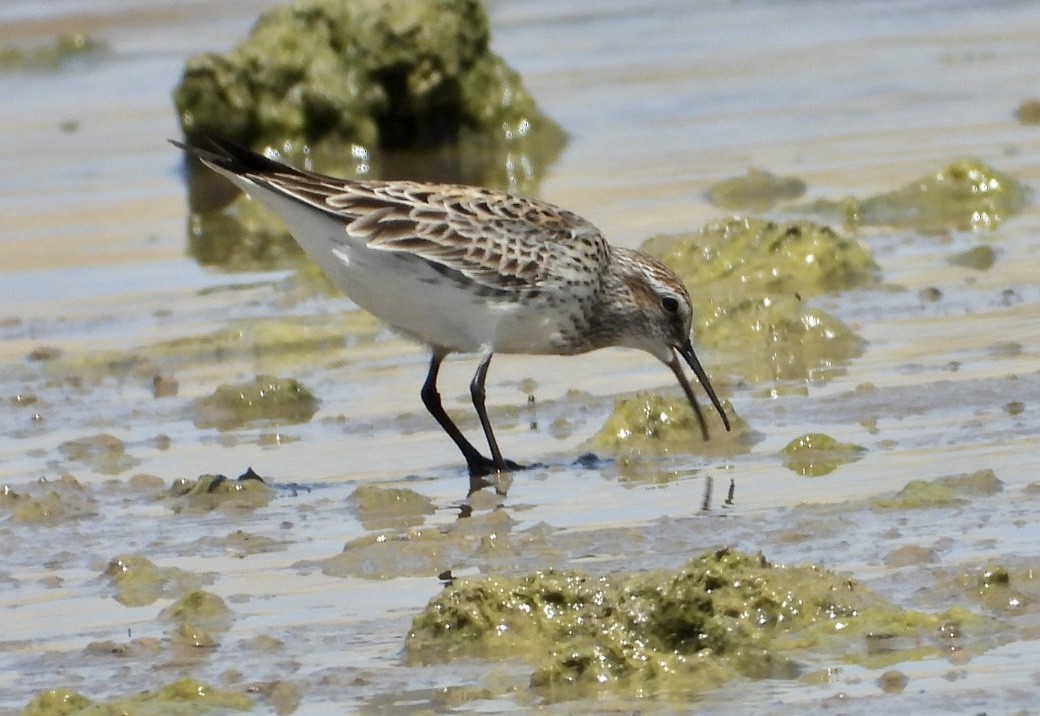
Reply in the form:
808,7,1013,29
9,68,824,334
465,454,529,496
466,454,526,479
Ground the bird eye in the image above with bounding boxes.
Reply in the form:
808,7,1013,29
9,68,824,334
661,295,681,314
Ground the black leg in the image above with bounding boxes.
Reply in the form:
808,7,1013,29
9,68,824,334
420,349,516,487
470,350,507,473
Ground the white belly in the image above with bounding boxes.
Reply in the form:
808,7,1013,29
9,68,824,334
226,174,578,355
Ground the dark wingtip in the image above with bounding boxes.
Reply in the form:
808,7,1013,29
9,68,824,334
168,133,291,176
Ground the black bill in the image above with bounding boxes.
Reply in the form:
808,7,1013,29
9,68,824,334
666,339,731,441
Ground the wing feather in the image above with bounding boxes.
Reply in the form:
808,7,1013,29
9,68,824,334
184,136,610,293
263,173,608,292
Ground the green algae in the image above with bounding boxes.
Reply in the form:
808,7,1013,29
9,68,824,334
642,217,877,298
954,564,1038,616
19,689,91,716
804,160,1029,233
871,469,1003,510
160,589,233,626
406,548,989,701
20,679,252,715
60,314,379,384
318,527,454,580
781,432,866,477
641,217,874,386
102,555,206,607
587,392,752,464
58,434,140,475
0,33,106,73
0,475,98,524
173,0,563,180
705,168,807,212
220,529,286,556
160,590,234,652
165,473,274,513
1014,98,1040,125
309,507,523,580
350,484,436,530
948,244,996,270
193,375,318,430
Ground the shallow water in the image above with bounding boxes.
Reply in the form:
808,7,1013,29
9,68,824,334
2,0,1040,713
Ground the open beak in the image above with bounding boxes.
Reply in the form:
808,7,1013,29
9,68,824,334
666,339,731,441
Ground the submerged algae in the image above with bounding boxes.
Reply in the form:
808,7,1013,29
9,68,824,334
407,548,987,701
20,679,252,715
642,217,874,385
0,33,106,73
349,484,436,531
872,469,1003,510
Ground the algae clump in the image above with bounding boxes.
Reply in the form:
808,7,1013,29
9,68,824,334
166,472,273,513
349,484,436,530
872,469,1003,510
58,433,141,475
805,160,1028,233
407,548,987,701
103,554,205,607
781,432,866,476
642,217,874,385
0,475,98,524
21,679,252,715
588,392,749,461
947,244,996,270
173,0,563,162
19,688,91,716
705,168,806,212
193,375,318,430
1015,98,1040,125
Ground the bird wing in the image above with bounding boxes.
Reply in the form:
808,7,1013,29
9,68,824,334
268,173,609,293
176,135,609,294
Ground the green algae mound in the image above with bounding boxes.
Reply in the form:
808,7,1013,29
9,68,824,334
781,432,866,477
588,392,751,461
58,434,140,475
193,375,318,430
173,0,563,188
407,548,986,701
1015,98,1040,125
166,472,274,513
103,554,206,607
872,469,1003,511
350,484,436,530
0,475,98,524
805,160,1028,233
642,217,875,385
20,679,252,715
705,168,806,212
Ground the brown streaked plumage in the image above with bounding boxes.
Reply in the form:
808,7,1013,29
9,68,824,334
172,135,730,492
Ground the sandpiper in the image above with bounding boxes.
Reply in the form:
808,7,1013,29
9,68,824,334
173,136,730,490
